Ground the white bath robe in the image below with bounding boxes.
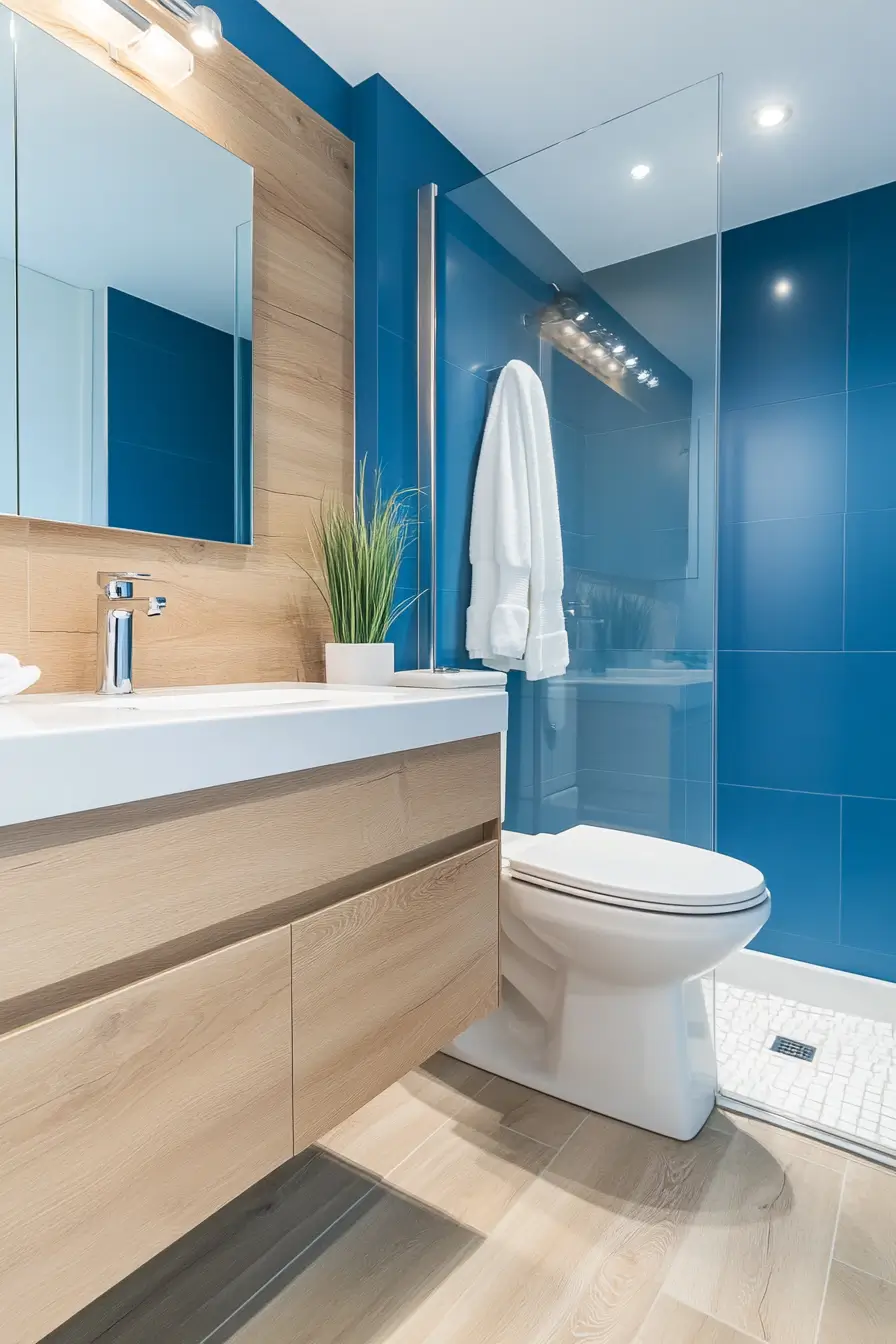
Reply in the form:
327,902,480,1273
465,359,569,680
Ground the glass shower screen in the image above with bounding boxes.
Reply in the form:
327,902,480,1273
432,77,721,847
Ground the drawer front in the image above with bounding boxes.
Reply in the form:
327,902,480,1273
0,735,500,1019
292,841,500,1149
0,928,293,1344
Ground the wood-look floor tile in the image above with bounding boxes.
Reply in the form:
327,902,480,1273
707,1107,847,1174
385,1110,735,1344
666,1118,844,1344
471,1076,587,1149
384,1098,556,1236
320,1061,490,1180
636,1295,762,1343
834,1159,896,1285
227,1185,480,1344
46,1151,373,1344
817,1261,896,1344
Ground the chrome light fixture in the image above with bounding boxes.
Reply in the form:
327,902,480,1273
154,0,224,50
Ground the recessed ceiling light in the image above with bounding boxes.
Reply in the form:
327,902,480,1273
624,356,639,368
773,276,793,299
630,163,651,180
606,360,620,373
754,103,792,129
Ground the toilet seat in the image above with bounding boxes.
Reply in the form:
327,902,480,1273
504,824,769,916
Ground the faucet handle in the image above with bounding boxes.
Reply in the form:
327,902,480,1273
97,571,152,599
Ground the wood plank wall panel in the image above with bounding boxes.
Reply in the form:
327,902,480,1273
0,736,502,1022
1,0,353,690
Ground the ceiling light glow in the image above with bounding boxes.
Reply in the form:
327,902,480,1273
630,163,651,180
772,276,793,299
754,103,792,129
607,360,620,373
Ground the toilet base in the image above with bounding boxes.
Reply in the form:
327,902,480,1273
446,974,718,1142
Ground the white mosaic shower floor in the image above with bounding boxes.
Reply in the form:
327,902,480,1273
706,978,896,1151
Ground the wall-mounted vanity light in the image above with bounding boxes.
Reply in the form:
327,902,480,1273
69,0,223,88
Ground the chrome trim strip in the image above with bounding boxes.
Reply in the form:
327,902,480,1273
417,183,438,670
717,1090,896,1170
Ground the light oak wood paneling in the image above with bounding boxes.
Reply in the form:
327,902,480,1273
3,0,353,691
0,736,501,1025
292,842,500,1150
0,927,293,1344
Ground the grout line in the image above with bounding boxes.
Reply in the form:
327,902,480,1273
834,1255,896,1291
813,1168,847,1344
374,1066,497,1183
198,1184,379,1344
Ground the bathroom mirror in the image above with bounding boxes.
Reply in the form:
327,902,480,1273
2,11,254,543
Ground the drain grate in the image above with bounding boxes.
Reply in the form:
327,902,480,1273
770,1035,816,1062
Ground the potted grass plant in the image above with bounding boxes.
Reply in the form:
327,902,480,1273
310,460,419,686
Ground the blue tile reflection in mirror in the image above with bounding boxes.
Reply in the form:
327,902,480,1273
9,12,253,543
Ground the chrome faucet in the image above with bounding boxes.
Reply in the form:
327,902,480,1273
96,572,167,695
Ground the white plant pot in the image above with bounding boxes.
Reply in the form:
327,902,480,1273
325,642,395,686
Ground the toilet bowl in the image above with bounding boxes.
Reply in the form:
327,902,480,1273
447,824,771,1141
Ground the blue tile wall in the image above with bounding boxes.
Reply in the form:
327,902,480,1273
720,179,896,981
106,288,235,542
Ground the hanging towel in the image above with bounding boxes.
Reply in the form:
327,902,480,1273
466,359,569,680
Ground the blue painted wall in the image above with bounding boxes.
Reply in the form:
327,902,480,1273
718,181,896,983
216,0,352,136
107,288,236,541
351,75,480,666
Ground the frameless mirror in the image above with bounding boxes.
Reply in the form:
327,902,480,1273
0,15,14,518
6,11,253,543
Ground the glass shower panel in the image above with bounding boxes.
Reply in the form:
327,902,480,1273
436,78,721,848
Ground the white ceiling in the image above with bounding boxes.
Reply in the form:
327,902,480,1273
265,0,896,262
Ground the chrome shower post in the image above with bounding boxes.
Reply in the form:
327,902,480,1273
417,182,438,670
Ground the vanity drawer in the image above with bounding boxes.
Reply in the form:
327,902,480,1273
0,927,293,1344
0,735,501,1025
292,840,500,1148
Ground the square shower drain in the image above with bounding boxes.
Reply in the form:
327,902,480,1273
770,1035,817,1062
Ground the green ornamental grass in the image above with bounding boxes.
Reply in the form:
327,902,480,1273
310,459,419,644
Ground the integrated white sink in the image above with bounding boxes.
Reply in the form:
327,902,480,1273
94,687,335,712
0,680,508,829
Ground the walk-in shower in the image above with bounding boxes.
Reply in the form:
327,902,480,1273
416,70,896,1165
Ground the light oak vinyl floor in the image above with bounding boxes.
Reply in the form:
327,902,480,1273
49,1054,896,1344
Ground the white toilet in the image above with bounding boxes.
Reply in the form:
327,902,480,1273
447,824,771,1141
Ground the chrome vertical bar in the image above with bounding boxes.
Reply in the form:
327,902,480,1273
417,183,438,670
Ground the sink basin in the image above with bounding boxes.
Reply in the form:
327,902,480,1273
95,687,334,712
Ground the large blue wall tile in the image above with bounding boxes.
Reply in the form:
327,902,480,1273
552,419,585,537
578,768,686,842
847,384,896,513
718,652,846,793
721,198,848,412
686,781,713,849
749,926,896,984
375,326,418,589
842,796,896,957
718,514,844,651
577,691,685,781
718,784,841,942
684,682,713,782
720,394,846,524
441,233,494,376
848,182,896,391
435,587,474,668
845,509,896,650
436,361,488,591
389,586,419,672
842,653,896,798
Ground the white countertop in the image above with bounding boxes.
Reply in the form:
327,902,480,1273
0,682,508,829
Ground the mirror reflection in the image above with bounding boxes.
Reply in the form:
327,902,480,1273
4,11,253,543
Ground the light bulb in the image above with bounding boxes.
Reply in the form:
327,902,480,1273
754,104,792,129
624,356,638,368
607,360,620,374
560,322,577,338
637,369,650,383
772,276,793,299
575,309,589,322
612,343,625,354
647,377,659,388
630,163,651,180
189,4,222,49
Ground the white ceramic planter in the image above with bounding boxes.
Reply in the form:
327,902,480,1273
325,642,395,686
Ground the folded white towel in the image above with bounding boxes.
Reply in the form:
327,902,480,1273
466,359,569,681
0,653,41,699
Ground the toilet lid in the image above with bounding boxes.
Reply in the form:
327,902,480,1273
506,825,768,914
